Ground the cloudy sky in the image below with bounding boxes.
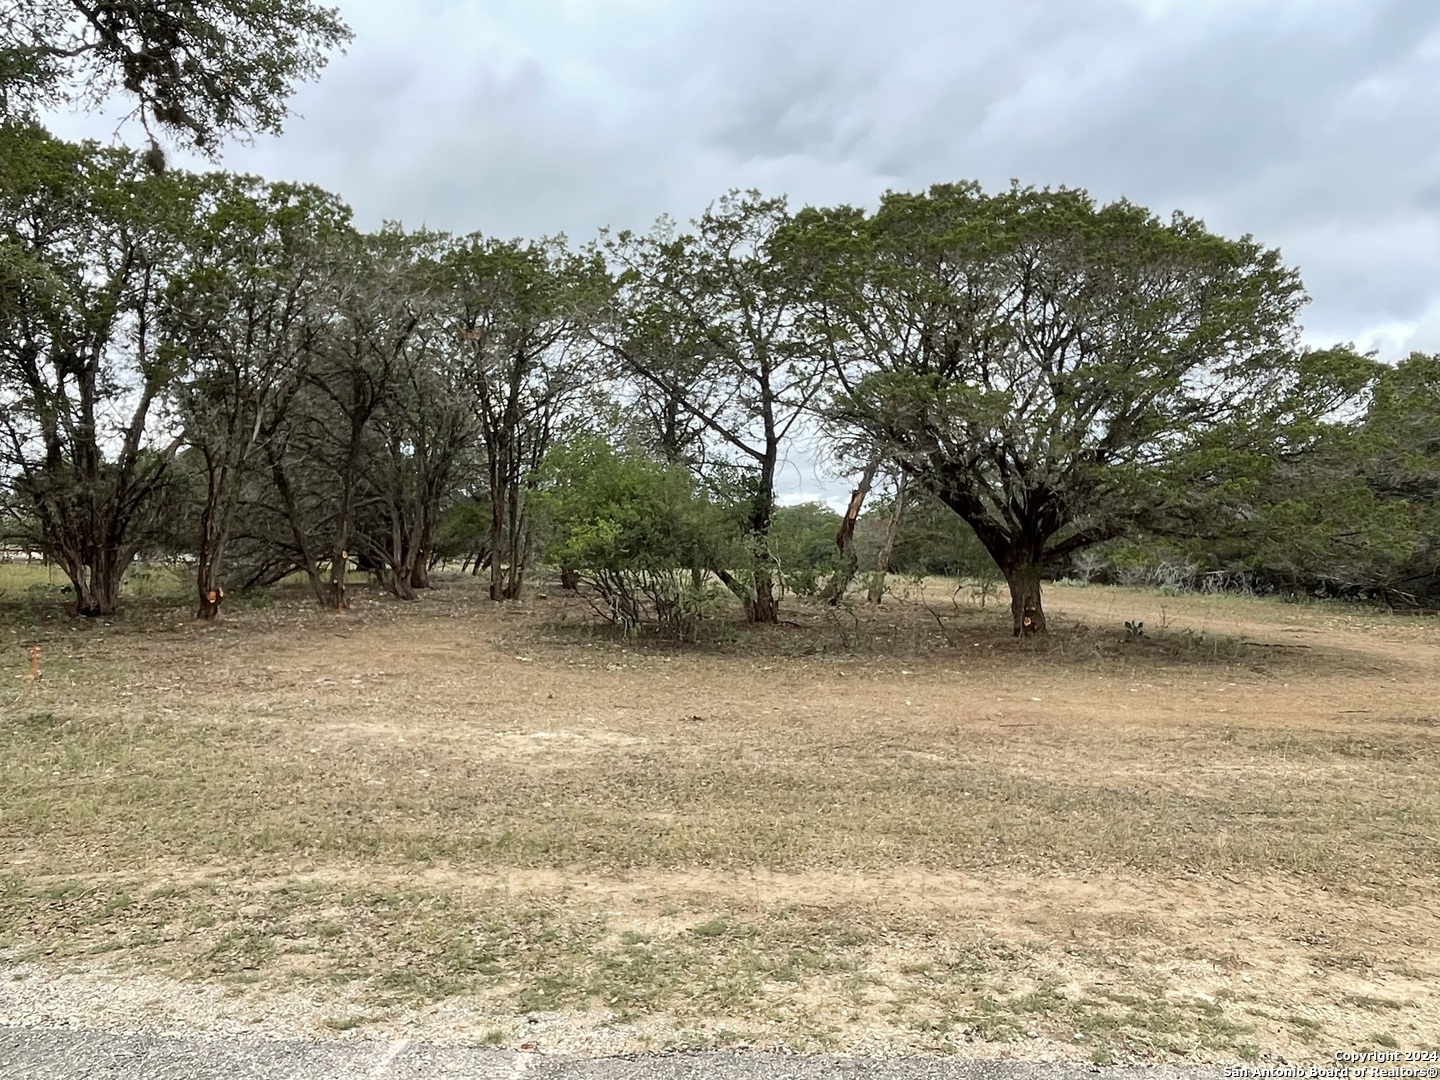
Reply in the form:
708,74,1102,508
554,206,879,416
48,0,1440,500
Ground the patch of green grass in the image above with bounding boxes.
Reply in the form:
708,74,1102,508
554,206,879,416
16,711,69,732
1011,987,1068,1015
1346,993,1405,1012
201,928,278,974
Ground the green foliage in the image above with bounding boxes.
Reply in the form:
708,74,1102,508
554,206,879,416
795,180,1356,630
768,502,842,597
603,192,829,622
1,0,352,153
1085,352,1440,606
0,116,1429,625
439,232,610,601
534,439,738,639
1373,355,1440,602
433,495,492,565
0,123,203,614
860,490,996,580
1247,352,1440,604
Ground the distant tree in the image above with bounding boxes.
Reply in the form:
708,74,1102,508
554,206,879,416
802,182,1345,635
1118,349,1413,602
441,235,605,601
1,0,351,154
767,501,842,597
168,174,349,617
358,307,479,599
0,125,193,615
1365,353,1440,503
603,193,827,623
1353,352,1440,603
863,487,997,581
306,226,429,610
431,489,491,574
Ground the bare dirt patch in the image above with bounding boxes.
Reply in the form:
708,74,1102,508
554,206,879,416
1,578,1437,1064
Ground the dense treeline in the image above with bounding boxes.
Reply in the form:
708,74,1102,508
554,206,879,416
2,4,1436,635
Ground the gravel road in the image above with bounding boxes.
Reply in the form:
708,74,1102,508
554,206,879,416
0,1026,1231,1080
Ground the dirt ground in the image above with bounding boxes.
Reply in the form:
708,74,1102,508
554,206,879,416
1,577,1437,1065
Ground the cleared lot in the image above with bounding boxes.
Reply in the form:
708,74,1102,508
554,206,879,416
1,578,1437,1065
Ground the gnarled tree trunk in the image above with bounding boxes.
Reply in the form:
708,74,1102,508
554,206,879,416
59,547,129,618
823,458,878,604
750,573,779,623
1004,562,1047,637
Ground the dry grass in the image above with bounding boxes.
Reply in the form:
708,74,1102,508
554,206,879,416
1,571,1438,1063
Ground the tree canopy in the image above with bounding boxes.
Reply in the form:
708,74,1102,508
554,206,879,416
1,108,1432,632
797,181,1367,633
2,0,351,153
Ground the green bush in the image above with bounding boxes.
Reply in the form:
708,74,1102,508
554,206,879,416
533,439,739,639
769,502,842,597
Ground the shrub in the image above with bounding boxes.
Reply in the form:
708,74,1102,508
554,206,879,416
533,439,739,640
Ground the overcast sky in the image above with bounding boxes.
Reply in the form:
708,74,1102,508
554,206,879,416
48,0,1440,501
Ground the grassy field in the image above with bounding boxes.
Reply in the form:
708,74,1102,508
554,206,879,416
1,567,1437,1064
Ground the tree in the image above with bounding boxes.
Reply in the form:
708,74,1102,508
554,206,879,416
534,437,736,639
818,457,878,603
604,193,827,623
168,173,349,617
870,486,997,581
1,0,351,154
865,474,907,604
806,182,1323,635
304,225,429,610
358,310,478,599
0,124,193,615
441,235,604,602
767,500,842,597
1353,352,1440,604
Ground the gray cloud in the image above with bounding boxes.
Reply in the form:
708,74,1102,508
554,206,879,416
39,0,1440,500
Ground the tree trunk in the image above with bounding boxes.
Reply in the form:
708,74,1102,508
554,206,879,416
743,457,779,624
1005,564,1047,636
195,544,226,620
502,483,528,600
269,452,328,606
823,459,878,604
196,583,225,620
489,471,507,601
751,571,779,623
868,477,907,604
195,470,233,621
65,551,126,618
330,550,348,612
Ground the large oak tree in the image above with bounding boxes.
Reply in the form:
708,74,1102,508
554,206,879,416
803,182,1322,635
